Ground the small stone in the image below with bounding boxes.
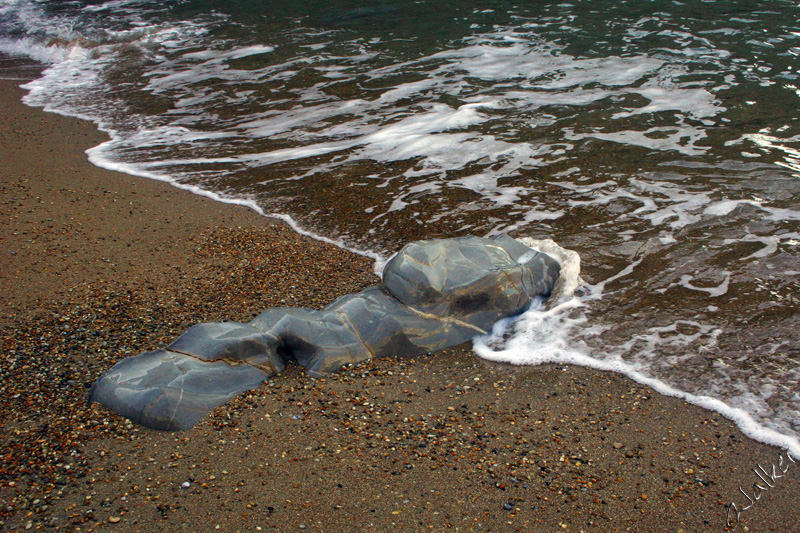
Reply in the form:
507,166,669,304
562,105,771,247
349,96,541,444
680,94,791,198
108,516,120,524
503,503,513,511
613,442,624,449
181,481,191,488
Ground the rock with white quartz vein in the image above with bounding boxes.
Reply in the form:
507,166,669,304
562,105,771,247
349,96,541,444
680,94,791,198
89,234,566,430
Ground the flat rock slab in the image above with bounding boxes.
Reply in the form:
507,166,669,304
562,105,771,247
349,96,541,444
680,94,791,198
89,234,562,430
88,348,269,431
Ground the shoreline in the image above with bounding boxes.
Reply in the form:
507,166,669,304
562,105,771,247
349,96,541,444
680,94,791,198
1,78,799,531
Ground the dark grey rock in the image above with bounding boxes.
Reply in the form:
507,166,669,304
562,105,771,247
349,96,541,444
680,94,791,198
249,305,373,376
89,234,561,430
382,235,559,330
169,322,285,373
87,348,269,431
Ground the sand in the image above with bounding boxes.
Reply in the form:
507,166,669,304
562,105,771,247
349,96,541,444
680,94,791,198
1,77,798,532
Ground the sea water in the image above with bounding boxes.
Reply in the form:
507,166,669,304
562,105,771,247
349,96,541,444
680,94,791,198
1,0,799,454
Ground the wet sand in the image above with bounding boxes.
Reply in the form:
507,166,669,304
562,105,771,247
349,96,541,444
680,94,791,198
1,77,798,532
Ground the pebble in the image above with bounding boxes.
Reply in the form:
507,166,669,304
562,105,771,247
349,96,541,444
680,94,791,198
0,224,378,529
2,220,791,531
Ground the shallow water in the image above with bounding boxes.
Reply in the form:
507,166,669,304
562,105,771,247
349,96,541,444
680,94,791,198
1,0,799,451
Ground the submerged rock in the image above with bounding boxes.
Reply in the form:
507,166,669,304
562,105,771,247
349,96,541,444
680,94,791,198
89,234,563,430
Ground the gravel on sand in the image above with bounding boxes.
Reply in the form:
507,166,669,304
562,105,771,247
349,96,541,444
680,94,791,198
2,78,799,532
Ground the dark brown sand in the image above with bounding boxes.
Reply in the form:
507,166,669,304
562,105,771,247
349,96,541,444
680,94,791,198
1,78,798,532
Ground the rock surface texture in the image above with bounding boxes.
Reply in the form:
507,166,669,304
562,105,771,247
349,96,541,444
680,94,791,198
89,234,561,430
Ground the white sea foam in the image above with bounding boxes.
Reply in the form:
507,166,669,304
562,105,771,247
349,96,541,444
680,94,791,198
703,199,762,216
0,36,74,64
518,238,583,304
722,231,800,261
474,260,800,458
182,44,275,61
0,0,79,41
675,272,731,296
730,131,800,176
85,141,385,270
565,124,711,156
81,0,160,14
475,325,800,458
84,23,737,231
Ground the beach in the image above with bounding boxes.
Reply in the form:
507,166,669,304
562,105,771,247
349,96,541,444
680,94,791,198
1,76,799,532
